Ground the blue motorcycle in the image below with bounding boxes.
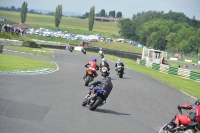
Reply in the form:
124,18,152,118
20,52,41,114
82,85,108,111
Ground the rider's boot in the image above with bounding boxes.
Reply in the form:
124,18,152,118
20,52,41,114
83,74,86,79
167,121,175,131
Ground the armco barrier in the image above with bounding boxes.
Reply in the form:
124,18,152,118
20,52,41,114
39,45,142,61
40,44,66,49
84,47,141,61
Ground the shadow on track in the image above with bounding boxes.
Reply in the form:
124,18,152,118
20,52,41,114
95,108,130,115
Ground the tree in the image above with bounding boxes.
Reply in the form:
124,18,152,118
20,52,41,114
88,6,95,31
116,12,122,18
20,1,28,23
118,18,137,39
10,6,16,11
54,4,62,27
84,12,89,18
109,10,115,17
99,9,105,17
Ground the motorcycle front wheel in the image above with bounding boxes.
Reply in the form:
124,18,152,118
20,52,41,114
159,124,170,133
89,97,103,111
119,72,123,78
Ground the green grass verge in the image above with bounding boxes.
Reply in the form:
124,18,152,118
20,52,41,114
88,51,200,99
0,53,55,71
4,45,53,57
0,10,119,38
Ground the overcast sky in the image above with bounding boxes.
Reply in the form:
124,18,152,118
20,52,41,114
0,0,200,20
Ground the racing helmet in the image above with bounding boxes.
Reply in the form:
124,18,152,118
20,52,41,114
195,99,200,106
92,58,97,62
118,59,121,61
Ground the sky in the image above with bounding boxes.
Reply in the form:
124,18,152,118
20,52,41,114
0,0,200,20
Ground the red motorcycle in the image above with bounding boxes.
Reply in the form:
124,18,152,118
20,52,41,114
84,67,95,86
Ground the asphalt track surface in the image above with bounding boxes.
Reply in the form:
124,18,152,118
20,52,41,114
0,50,197,133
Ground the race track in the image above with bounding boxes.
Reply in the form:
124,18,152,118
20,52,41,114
0,50,196,133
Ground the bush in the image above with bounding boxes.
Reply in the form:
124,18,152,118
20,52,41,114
28,41,41,48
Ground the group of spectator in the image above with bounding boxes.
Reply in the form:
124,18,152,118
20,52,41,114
0,23,26,36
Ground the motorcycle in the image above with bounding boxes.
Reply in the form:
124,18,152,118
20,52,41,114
69,47,73,52
99,53,104,59
159,109,200,133
81,49,86,54
117,66,124,78
101,66,110,77
82,85,108,111
84,68,94,86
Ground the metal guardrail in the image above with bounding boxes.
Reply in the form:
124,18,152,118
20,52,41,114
0,44,3,53
40,44,142,61
85,46,141,61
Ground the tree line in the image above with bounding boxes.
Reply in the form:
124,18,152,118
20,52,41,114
0,5,42,14
118,10,200,55
84,9,122,18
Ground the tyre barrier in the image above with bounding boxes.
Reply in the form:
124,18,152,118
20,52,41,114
137,59,200,82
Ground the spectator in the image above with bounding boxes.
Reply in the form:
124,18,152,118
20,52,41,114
162,57,167,64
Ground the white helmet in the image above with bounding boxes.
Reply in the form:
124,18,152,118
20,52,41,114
118,59,121,61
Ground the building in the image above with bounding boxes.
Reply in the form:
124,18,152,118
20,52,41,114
94,17,124,22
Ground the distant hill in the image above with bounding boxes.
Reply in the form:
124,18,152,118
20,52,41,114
32,8,84,16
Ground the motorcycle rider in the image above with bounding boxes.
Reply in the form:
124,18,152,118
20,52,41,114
81,46,86,53
83,58,99,79
167,99,200,131
83,76,113,104
100,58,110,71
115,59,125,74
98,48,104,57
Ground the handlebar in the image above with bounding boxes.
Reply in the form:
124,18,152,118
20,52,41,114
178,108,182,114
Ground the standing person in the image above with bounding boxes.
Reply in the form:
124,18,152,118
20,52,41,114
162,57,166,64
167,99,200,131
115,59,125,74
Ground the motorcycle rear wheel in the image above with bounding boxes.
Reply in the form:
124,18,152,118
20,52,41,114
89,97,103,111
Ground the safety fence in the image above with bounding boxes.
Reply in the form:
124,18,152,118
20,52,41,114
39,44,142,61
0,38,23,46
137,59,200,82
84,47,141,61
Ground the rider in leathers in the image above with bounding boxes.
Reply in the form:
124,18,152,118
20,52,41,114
83,58,99,79
167,99,200,131
87,76,113,103
115,59,125,74
100,58,110,71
